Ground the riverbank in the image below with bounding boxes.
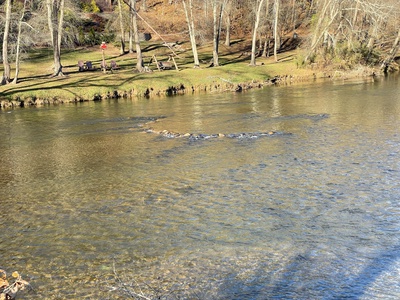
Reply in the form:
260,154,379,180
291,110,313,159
0,40,380,109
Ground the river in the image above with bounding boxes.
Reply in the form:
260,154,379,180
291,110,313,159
0,75,399,299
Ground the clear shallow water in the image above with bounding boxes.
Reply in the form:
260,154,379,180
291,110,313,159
0,75,400,299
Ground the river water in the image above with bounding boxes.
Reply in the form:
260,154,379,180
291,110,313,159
0,75,399,299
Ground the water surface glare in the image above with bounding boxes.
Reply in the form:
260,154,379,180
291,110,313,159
1,76,400,299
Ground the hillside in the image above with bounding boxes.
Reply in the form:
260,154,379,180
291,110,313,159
82,0,255,44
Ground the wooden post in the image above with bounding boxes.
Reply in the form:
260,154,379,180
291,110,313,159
171,56,179,71
100,42,107,73
153,55,161,71
102,50,106,73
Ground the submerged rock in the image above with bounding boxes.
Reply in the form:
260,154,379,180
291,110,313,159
144,128,289,141
140,116,294,141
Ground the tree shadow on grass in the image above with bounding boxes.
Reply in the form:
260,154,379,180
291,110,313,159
0,73,134,98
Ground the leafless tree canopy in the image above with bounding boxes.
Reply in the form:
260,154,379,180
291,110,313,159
1,0,400,84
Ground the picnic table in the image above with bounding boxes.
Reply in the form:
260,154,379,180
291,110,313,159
78,61,96,71
101,60,120,72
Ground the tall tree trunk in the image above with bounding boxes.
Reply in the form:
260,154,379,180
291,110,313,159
117,0,126,54
347,1,359,49
57,0,64,62
130,0,144,72
262,0,270,57
129,24,134,53
291,0,296,31
304,0,338,63
212,0,224,67
273,0,280,62
250,0,265,66
12,0,29,84
381,28,400,73
2,0,12,85
204,0,208,18
47,0,65,77
128,0,133,53
308,0,315,17
366,17,380,54
224,2,231,47
263,39,271,57
183,0,200,67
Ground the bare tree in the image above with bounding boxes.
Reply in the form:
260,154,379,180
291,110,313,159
117,0,126,54
301,0,396,66
46,0,65,77
212,0,225,67
273,0,280,62
128,1,134,53
224,0,232,46
12,0,30,84
129,0,144,72
304,0,338,63
381,28,400,72
346,0,359,49
182,0,200,67
261,0,270,57
1,0,12,85
250,0,265,66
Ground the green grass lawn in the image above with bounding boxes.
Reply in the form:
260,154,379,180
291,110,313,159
0,40,326,103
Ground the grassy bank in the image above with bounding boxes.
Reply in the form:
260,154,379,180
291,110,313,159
0,39,378,107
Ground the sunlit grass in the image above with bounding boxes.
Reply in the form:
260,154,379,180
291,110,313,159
0,39,318,102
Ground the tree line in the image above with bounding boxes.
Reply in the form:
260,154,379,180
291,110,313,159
1,0,400,85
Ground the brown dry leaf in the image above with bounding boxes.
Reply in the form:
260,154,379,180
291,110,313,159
0,270,6,280
0,292,6,300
